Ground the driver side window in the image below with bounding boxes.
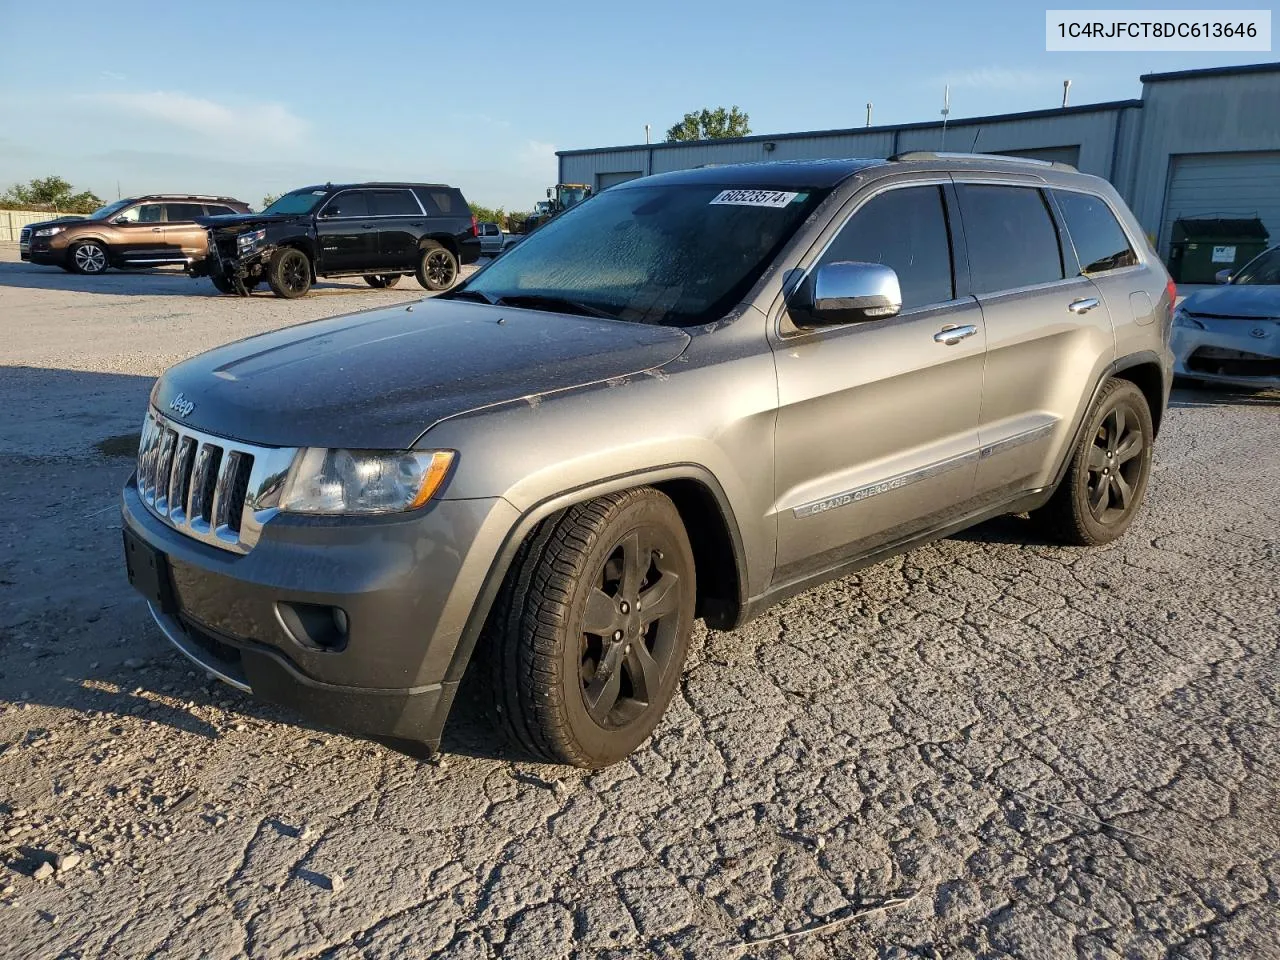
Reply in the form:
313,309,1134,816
819,186,955,310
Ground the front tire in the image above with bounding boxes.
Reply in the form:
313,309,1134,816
364,274,402,289
266,248,312,299
1031,378,1154,546
69,241,109,275
485,488,696,768
416,242,458,291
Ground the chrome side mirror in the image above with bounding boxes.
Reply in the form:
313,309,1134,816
789,261,902,325
1214,268,1233,284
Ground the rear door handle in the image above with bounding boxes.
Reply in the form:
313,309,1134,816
933,323,978,345
151,227,163,232
1069,297,1099,314
362,224,376,230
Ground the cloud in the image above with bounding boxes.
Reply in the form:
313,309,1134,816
519,139,557,164
939,68,1061,91
84,90,307,145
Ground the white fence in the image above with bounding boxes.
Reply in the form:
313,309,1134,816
0,209,85,243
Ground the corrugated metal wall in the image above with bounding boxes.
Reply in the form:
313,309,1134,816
1129,70,1280,255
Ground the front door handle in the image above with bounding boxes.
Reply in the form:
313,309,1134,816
362,224,376,230
1069,297,1100,314
151,227,163,232
933,323,978,345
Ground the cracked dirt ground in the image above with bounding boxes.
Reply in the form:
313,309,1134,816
1,250,1278,958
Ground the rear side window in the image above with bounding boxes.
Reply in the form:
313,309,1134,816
956,185,1064,294
369,190,420,216
818,185,954,309
204,204,235,217
323,191,369,218
165,203,205,221
415,188,466,216
1053,190,1138,274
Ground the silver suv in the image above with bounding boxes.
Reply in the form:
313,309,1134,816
121,153,1175,767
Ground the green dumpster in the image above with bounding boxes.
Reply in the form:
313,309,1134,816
1167,218,1270,284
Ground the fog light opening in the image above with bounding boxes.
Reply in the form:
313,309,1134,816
275,602,350,652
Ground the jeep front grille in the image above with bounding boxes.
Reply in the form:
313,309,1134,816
136,410,296,553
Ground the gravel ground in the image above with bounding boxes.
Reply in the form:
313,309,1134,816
1,246,1278,959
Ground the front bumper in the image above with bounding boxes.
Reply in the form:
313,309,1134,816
121,475,519,745
1172,317,1280,389
23,238,64,266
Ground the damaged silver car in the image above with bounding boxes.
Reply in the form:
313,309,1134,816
1173,244,1280,389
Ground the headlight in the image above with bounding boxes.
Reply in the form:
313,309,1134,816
1173,307,1204,330
237,228,267,253
34,226,65,237
280,449,455,515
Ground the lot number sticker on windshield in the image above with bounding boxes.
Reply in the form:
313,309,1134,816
710,189,799,208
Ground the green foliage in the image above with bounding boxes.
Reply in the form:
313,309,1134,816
1,175,102,213
665,106,751,143
262,193,280,210
469,203,530,232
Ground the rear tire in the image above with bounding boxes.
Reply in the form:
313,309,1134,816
266,248,312,299
364,275,402,288
416,242,458,291
1031,378,1154,546
69,241,109,275
483,488,696,768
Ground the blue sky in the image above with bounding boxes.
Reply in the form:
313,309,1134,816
0,0,1270,211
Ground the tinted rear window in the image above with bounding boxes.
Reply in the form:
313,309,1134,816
819,185,954,309
1052,190,1138,274
204,204,236,217
165,203,206,221
956,185,1064,294
415,188,467,216
370,190,420,216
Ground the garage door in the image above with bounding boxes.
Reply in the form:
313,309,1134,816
596,171,642,190
1161,151,1280,256
996,146,1081,166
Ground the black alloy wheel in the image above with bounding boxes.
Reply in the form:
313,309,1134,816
1085,402,1145,524
416,242,458,291
484,488,696,767
267,247,312,299
1032,378,1154,546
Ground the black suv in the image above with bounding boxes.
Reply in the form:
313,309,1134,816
195,182,481,298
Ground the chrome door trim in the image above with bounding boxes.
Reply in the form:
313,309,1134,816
792,448,980,518
978,419,1058,460
148,603,252,693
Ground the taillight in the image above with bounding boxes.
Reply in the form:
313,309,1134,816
1166,277,1177,306
471,214,478,237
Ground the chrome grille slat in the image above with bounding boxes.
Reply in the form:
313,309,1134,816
135,410,295,555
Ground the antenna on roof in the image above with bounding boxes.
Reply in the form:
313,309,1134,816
940,85,950,150
1062,79,1072,107
866,102,873,127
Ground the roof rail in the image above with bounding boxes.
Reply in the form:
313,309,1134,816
888,151,1077,172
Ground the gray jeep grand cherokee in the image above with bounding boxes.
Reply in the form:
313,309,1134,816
121,154,1175,767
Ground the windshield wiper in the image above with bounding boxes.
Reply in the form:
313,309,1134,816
494,294,616,319
447,288,495,304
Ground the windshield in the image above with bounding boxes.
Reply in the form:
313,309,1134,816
89,199,131,220
559,186,589,206
1232,247,1280,285
460,183,828,326
262,190,327,215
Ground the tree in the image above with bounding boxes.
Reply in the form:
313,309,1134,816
665,106,751,143
1,175,102,213
262,193,280,210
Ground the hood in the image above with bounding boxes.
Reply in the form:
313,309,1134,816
25,215,87,231
153,299,691,449
197,212,307,231
1181,284,1280,320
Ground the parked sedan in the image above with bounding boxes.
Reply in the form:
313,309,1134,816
1172,244,1280,390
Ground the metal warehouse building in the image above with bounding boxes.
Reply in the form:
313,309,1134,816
557,62,1280,260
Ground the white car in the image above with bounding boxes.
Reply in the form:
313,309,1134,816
1172,244,1280,390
